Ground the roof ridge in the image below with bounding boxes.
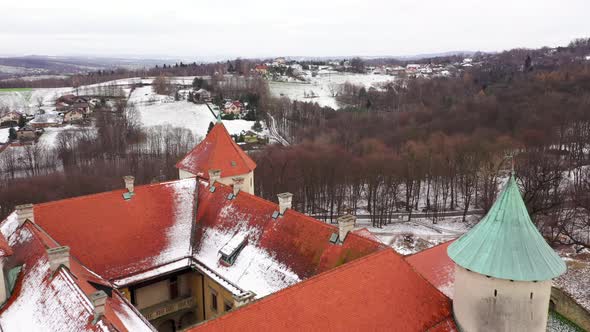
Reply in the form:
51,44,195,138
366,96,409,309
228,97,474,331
34,178,194,208
407,239,454,257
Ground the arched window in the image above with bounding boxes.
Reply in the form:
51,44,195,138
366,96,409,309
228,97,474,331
494,289,497,297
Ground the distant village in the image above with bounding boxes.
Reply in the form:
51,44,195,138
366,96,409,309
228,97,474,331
251,56,478,82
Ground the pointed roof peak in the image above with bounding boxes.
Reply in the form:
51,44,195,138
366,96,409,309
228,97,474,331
176,122,256,178
448,176,566,281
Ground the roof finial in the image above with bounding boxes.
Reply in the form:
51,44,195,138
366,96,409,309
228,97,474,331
216,111,222,124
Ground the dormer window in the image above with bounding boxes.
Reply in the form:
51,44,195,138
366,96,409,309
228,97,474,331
219,233,248,266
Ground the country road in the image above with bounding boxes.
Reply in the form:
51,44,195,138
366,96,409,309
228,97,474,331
312,209,484,222
266,114,290,146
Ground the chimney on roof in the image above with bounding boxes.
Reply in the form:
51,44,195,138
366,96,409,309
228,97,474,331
47,246,70,272
337,214,356,243
15,203,34,225
209,169,221,186
232,177,244,195
123,176,135,193
277,193,293,215
89,290,108,323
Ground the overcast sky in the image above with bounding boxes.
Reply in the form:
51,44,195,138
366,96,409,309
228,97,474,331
1,0,589,58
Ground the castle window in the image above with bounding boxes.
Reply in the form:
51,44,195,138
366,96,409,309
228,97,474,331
169,276,178,299
224,301,233,312
210,290,218,312
494,289,497,297
530,292,533,300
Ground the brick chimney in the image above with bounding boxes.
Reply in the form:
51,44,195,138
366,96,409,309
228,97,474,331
208,169,221,186
47,246,70,272
89,290,107,322
15,203,34,225
123,176,135,193
232,177,244,195
337,214,356,243
277,193,293,215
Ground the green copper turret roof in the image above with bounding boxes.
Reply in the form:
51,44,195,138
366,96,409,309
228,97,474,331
447,175,566,281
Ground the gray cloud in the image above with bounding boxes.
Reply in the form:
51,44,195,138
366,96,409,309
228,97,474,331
1,0,589,57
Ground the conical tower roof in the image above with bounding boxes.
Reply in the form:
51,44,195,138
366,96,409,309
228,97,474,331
447,175,566,281
176,123,256,178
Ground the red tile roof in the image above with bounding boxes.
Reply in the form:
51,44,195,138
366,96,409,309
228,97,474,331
26,176,383,296
193,180,386,296
176,123,256,178
188,249,457,332
33,179,197,280
406,241,456,299
0,222,152,331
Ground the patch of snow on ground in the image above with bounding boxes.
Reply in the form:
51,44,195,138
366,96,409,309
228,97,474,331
354,215,475,255
131,86,265,138
269,72,395,109
0,127,9,144
547,311,585,331
0,87,74,114
554,249,590,313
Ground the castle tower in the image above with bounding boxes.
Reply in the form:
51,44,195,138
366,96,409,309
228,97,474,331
447,175,566,332
176,122,257,194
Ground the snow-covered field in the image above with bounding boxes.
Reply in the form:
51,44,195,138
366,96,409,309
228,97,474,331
269,72,395,109
0,128,9,144
130,86,266,139
354,215,477,255
0,87,74,114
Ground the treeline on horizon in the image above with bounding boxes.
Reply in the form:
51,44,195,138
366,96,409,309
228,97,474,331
2,38,589,89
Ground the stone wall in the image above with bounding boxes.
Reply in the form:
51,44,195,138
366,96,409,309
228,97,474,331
551,287,590,331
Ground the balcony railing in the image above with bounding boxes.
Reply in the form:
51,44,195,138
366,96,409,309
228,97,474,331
140,296,197,321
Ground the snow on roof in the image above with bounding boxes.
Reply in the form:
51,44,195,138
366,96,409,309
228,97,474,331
218,230,248,258
188,250,457,332
0,211,19,239
113,258,191,287
33,178,197,280
193,180,386,299
406,241,456,299
195,225,300,298
0,222,152,331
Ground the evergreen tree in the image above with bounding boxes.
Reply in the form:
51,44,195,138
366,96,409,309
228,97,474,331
252,120,263,133
207,121,215,134
18,115,25,128
524,55,533,72
8,127,17,140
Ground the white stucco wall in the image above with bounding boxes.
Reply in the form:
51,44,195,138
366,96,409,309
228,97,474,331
135,279,170,309
178,169,254,195
179,169,196,180
217,171,254,195
0,261,7,305
453,265,552,332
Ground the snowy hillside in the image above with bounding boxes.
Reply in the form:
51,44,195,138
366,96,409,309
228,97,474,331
129,86,266,138
269,72,394,109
